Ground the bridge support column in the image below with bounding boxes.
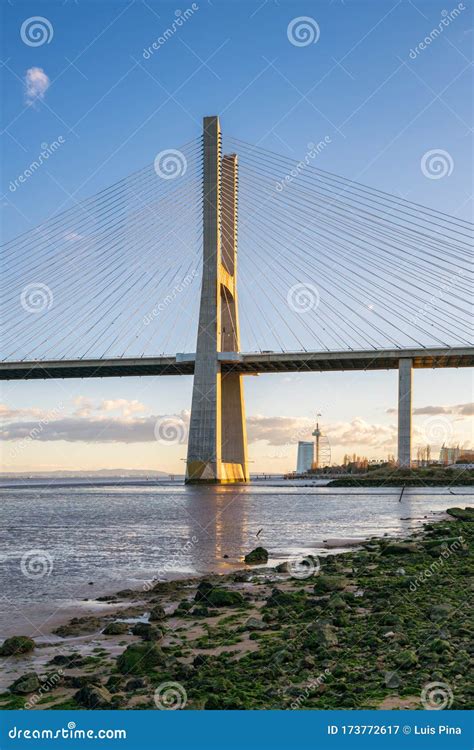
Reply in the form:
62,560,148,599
185,116,248,484
397,358,412,468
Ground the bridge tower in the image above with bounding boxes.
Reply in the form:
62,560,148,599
185,116,249,483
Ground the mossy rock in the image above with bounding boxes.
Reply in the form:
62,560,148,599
205,589,244,607
0,636,35,656
327,593,348,611
266,588,302,608
245,617,266,631
102,621,129,635
9,672,41,695
394,649,418,668
313,575,348,594
305,621,338,648
149,605,166,621
381,543,418,555
132,623,163,641
74,684,112,708
430,604,453,621
244,547,269,564
194,581,214,603
117,643,165,675
191,606,210,617
446,507,474,521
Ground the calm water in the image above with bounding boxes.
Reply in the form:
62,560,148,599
0,481,472,637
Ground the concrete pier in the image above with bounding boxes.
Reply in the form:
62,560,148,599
185,117,248,483
397,357,413,468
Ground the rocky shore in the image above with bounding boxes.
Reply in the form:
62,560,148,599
0,507,472,711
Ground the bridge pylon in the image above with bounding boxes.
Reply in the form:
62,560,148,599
185,116,249,484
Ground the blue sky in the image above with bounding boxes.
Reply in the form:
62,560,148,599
1,0,472,472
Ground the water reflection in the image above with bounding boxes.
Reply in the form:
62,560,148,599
0,482,472,636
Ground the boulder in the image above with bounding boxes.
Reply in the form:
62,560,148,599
149,605,166,621
194,581,215,603
125,677,148,690
384,671,401,689
117,643,164,675
327,593,347,611
244,547,269,564
245,617,266,631
102,621,129,635
9,672,41,695
131,623,162,641
381,543,418,555
313,576,348,594
266,588,301,608
0,636,35,656
74,684,112,709
307,621,338,647
446,507,474,521
205,589,244,607
430,604,453,622
394,649,418,668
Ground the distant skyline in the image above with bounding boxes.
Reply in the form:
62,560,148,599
1,0,472,473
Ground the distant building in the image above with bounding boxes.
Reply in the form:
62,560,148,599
296,441,314,473
439,445,461,465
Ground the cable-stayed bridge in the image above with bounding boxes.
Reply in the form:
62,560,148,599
1,117,472,482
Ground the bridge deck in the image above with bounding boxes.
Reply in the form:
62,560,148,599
0,348,472,380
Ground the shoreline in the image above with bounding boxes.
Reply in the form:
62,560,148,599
0,506,472,710
1,507,453,642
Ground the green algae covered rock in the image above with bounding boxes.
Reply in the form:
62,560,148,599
102,621,129,635
244,547,269,564
381,542,418,555
9,673,41,695
149,605,166,621
0,636,35,656
74,684,112,708
446,507,474,521
117,643,165,675
205,589,244,607
313,575,348,594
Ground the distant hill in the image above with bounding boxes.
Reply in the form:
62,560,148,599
0,469,175,479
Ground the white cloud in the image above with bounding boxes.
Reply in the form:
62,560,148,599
100,399,145,417
24,67,50,106
386,402,473,416
0,404,44,421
